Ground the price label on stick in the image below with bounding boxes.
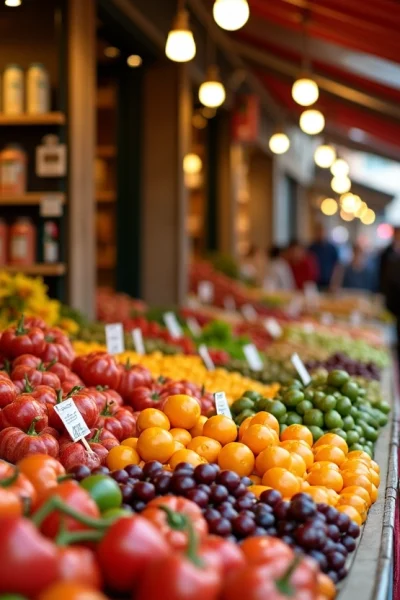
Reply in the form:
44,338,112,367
198,344,215,371
105,323,125,355
132,328,145,355
54,398,91,443
163,312,183,339
241,303,258,322
243,343,264,371
264,318,282,339
198,281,214,304
187,317,202,337
214,391,232,419
291,353,311,386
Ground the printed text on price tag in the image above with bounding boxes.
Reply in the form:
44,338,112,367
291,353,311,386
105,323,125,355
214,391,232,418
132,328,145,355
54,398,91,442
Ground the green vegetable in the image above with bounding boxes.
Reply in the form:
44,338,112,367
80,474,122,512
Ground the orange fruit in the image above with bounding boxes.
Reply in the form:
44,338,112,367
347,450,371,463
338,494,368,520
238,416,253,439
341,485,371,507
313,445,346,467
137,427,174,463
262,467,301,498
171,440,185,453
368,468,380,487
250,411,280,435
169,448,206,469
106,445,140,470
248,484,270,498
242,424,278,455
280,424,313,446
249,474,261,485
190,415,207,438
340,471,372,494
340,459,370,473
255,446,292,476
305,486,330,504
313,433,348,455
137,408,170,432
337,504,362,526
187,436,222,463
308,461,340,472
301,480,311,491
162,394,201,429
218,442,255,477
203,415,238,445
317,572,336,600
370,483,378,503
121,437,138,449
280,440,314,469
370,460,380,474
288,452,307,477
326,488,339,506
169,428,192,446
307,466,343,492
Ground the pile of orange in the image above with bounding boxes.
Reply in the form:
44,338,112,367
105,395,379,526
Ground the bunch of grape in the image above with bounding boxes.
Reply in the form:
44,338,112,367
70,460,360,582
306,353,381,381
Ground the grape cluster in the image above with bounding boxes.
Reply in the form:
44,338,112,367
306,353,381,381
70,460,360,582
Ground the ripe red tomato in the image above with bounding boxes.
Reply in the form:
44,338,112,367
0,396,48,431
126,385,163,411
117,362,153,399
0,422,59,463
78,353,120,389
40,327,75,366
0,375,17,408
0,318,46,359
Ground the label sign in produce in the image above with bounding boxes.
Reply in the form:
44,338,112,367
291,353,312,386
241,303,258,322
198,344,215,371
243,343,264,371
264,317,282,339
132,328,145,355
54,398,91,442
105,323,125,355
214,391,232,418
163,312,183,339
198,280,214,304
187,317,202,337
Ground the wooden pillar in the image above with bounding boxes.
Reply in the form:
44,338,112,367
248,149,273,251
67,0,96,317
217,114,237,257
141,62,191,306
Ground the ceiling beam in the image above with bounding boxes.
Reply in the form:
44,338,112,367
234,41,400,121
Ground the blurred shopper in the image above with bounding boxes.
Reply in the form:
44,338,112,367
309,223,339,290
332,244,377,292
264,246,295,291
378,226,400,293
287,239,319,290
240,244,264,286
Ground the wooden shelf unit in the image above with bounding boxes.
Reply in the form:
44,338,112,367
0,112,66,126
0,192,66,206
1,263,66,276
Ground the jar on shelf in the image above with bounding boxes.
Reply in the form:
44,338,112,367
27,63,50,114
9,217,36,266
43,220,59,263
3,64,24,115
0,145,27,195
0,219,8,266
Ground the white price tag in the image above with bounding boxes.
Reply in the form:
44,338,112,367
243,343,264,371
54,398,91,442
187,317,202,337
350,310,362,327
214,391,232,419
105,323,125,355
241,303,258,322
132,328,145,355
320,312,334,326
198,344,215,371
40,194,64,217
198,281,214,304
163,312,183,339
264,317,282,339
291,353,311,386
223,295,236,311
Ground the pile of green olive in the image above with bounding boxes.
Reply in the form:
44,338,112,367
230,369,390,457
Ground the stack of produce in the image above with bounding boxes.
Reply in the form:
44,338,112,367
305,353,381,381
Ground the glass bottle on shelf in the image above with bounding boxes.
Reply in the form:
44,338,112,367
3,64,24,115
9,217,36,266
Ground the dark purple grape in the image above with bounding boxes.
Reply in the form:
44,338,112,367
174,462,194,472
327,550,346,570
266,526,278,536
92,466,109,475
313,512,327,523
294,523,325,550
125,464,143,479
334,543,348,557
185,488,209,508
142,461,163,479
133,481,156,502
253,526,268,536
110,469,129,484
239,509,256,520
121,484,134,503
152,472,172,494
308,549,328,571
317,503,331,515
273,501,290,520
209,518,232,537
197,483,211,496
324,506,340,524
216,470,241,491
131,499,146,512
194,463,217,484
336,512,350,533
121,503,132,511
280,535,294,546
231,513,256,537
218,502,239,521
337,566,348,580
232,483,248,498
326,524,340,542
347,520,361,538
341,535,356,552
289,498,317,521
127,477,140,486
260,489,282,507
68,464,91,481
209,484,229,504
170,475,196,495
327,571,339,584
321,538,336,554
277,521,297,536
241,476,252,487
225,495,236,504
235,494,256,511
255,511,275,529
204,507,221,525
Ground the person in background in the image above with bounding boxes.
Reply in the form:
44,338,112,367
332,244,377,292
240,244,264,286
286,239,319,290
263,246,295,291
309,223,339,290
378,226,400,293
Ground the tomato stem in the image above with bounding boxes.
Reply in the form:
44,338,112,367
0,465,19,487
23,374,34,393
26,417,41,436
32,495,113,530
275,555,301,596
16,315,27,336
159,505,204,568
90,428,102,444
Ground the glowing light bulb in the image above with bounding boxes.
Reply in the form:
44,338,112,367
183,153,202,175
360,208,376,225
341,193,361,213
320,198,338,216
331,176,351,194
314,144,336,168
104,47,120,58
355,202,368,219
292,77,319,106
331,158,349,177
165,10,196,63
269,132,290,155
340,209,355,222
299,109,325,135
5,0,21,6
199,66,226,108
213,0,250,31
127,55,142,67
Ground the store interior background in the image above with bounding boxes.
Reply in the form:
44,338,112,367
1,0,400,318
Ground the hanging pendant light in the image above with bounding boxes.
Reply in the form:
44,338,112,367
331,158,349,177
165,5,196,63
213,0,250,31
331,176,351,194
292,77,319,107
5,0,21,5
269,132,290,155
299,109,325,135
314,144,336,168
199,65,226,108
183,153,202,174
321,198,338,216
